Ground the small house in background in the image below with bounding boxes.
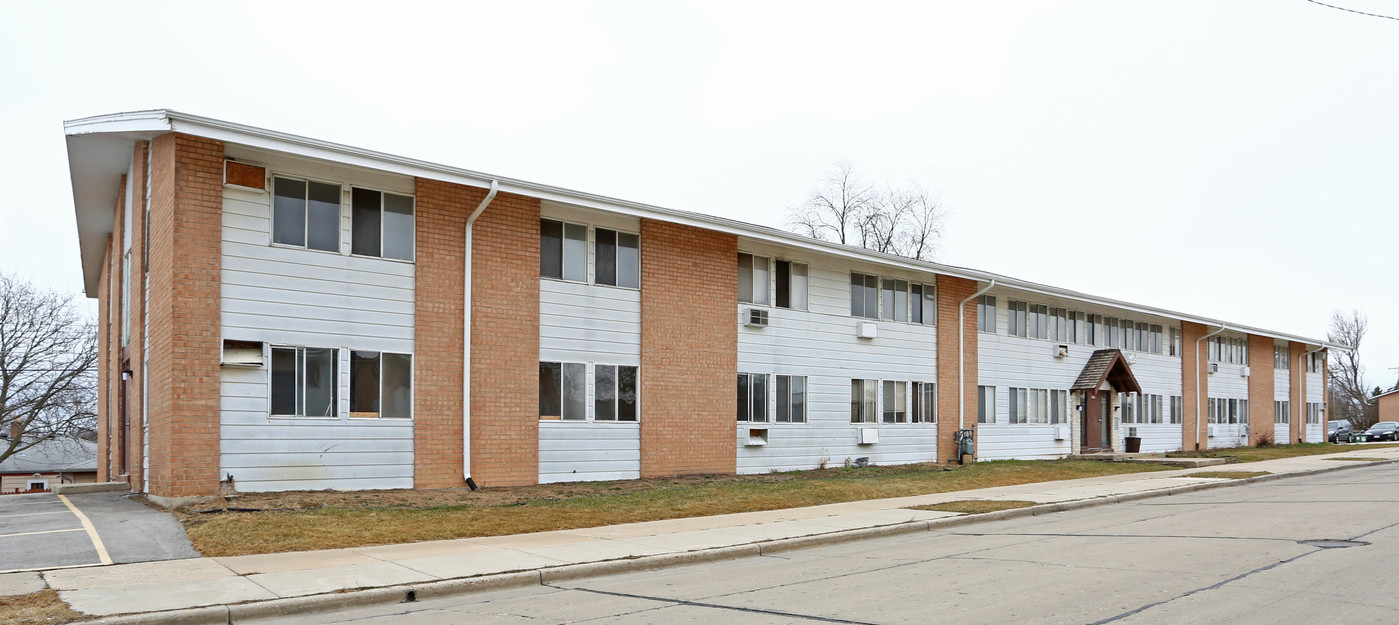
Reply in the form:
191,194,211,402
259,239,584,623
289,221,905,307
0,435,99,493
1379,388,1399,424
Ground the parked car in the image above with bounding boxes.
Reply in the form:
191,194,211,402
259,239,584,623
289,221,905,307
1329,420,1353,443
1362,422,1399,442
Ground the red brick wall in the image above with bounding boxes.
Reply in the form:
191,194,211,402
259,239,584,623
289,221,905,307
1180,322,1207,451
145,133,224,498
1379,390,1399,422
466,190,541,487
638,219,737,477
126,141,149,490
935,277,979,461
1247,334,1274,446
96,236,112,482
1289,342,1305,444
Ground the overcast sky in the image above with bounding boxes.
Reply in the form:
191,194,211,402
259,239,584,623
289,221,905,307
2,1,1396,390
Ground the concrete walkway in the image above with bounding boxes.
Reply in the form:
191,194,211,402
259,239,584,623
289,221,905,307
20,446,1399,624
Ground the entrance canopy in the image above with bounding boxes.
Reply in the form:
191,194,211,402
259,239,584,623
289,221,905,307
1071,349,1142,394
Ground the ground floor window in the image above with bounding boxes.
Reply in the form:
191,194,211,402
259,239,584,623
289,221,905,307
739,372,768,423
1306,402,1322,424
913,382,936,423
775,375,806,423
542,362,636,422
1169,396,1183,424
1274,400,1290,424
882,381,908,423
270,346,338,417
594,365,639,421
977,385,995,423
851,379,877,423
350,351,412,418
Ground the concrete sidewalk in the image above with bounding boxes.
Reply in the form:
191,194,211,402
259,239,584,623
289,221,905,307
19,446,1399,624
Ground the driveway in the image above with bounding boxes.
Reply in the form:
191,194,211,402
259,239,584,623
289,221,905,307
0,491,198,573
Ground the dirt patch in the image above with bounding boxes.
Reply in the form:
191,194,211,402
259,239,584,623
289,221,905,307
906,500,1038,514
1169,443,1399,464
1188,471,1270,479
0,590,86,625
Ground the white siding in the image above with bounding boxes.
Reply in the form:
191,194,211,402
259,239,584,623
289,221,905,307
538,422,640,483
1273,367,1292,444
218,161,418,492
1306,371,1325,442
1134,424,1181,453
1206,356,1249,449
737,246,940,473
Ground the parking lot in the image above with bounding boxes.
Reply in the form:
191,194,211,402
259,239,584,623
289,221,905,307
0,491,198,573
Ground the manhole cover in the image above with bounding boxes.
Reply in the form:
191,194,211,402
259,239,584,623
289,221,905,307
1299,539,1369,549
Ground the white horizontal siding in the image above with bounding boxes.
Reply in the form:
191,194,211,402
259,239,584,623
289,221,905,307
736,247,941,473
1306,424,1322,442
977,425,1070,460
1274,422,1290,444
1274,369,1291,401
538,422,640,483
1306,372,1324,403
1208,363,1250,398
1129,424,1182,453
539,280,640,365
1208,424,1246,449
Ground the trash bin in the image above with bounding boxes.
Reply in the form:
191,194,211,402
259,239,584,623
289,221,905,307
1124,436,1142,453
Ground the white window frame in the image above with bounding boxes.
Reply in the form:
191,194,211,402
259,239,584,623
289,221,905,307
540,218,590,283
882,380,908,423
540,361,589,421
349,185,416,262
977,385,995,423
775,374,807,423
593,227,641,289
739,253,772,306
910,283,936,326
738,372,769,423
977,296,997,333
913,381,937,423
268,344,340,420
271,174,345,254
348,350,414,419
774,259,808,311
851,378,878,423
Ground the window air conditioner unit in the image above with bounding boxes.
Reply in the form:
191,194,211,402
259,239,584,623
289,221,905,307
855,321,878,339
1054,344,1069,359
1125,352,1138,365
859,428,879,444
1240,425,1249,438
221,340,264,367
1208,425,1217,437
745,308,769,327
1054,425,1069,441
746,429,768,447
1208,362,1219,374
1240,366,1250,378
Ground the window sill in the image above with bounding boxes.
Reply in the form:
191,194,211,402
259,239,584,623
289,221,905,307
541,276,640,291
268,415,340,421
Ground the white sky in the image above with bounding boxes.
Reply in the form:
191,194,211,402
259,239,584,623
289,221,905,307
2,1,1396,390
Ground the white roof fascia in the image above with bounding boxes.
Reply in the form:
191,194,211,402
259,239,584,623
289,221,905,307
63,109,1336,348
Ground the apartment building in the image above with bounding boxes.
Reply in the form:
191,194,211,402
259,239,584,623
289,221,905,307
65,110,1332,503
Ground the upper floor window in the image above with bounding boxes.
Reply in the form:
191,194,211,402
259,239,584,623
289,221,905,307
775,260,808,310
273,176,342,252
910,284,935,326
1306,352,1325,373
1208,337,1248,364
739,253,771,305
541,219,588,282
595,228,640,288
851,273,879,319
881,279,909,322
351,188,415,261
977,296,996,333
1169,327,1181,356
1274,345,1290,370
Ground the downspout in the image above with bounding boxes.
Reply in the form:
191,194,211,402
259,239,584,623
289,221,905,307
958,279,996,437
462,180,498,490
1299,345,1326,443
1194,324,1227,449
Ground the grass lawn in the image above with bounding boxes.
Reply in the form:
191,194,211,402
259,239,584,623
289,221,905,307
180,460,1167,557
0,590,84,625
1168,442,1399,464
906,500,1038,514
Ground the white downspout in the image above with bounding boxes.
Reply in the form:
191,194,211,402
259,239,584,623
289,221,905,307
462,180,498,489
958,280,996,437
1299,345,1326,443
1195,324,1227,449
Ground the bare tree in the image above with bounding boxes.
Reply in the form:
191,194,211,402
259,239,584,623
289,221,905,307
1326,309,1376,427
787,162,946,261
0,271,97,465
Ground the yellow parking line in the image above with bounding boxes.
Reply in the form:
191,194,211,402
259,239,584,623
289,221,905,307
0,528,85,539
0,561,104,575
57,494,111,565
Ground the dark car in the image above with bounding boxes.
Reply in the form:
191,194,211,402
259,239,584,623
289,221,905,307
1362,421,1399,442
1329,420,1353,443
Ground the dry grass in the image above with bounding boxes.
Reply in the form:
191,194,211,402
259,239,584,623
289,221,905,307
907,500,1038,514
1324,457,1387,462
181,460,1167,557
0,590,85,625
1169,442,1399,464
1189,471,1271,479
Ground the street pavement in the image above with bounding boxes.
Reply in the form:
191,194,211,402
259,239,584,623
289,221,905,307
0,491,197,574
251,460,1399,625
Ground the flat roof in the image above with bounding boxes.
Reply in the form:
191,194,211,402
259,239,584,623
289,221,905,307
64,109,1339,349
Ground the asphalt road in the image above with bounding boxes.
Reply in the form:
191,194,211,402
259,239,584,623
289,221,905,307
0,491,197,573
255,462,1399,624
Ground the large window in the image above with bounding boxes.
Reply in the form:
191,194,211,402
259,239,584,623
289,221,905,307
349,351,412,418
594,229,640,288
1007,300,1027,337
850,273,879,319
1209,337,1248,364
1306,402,1322,424
1274,345,1290,370
540,362,587,420
775,260,808,310
1306,352,1325,373
541,219,588,282
1127,394,1164,424
775,375,807,423
977,385,995,423
1274,400,1290,424
977,296,996,333
273,176,342,252
913,382,936,423
1170,395,1183,424
351,188,414,260
271,346,338,417
882,380,908,423
738,372,768,423
850,379,877,423
592,364,638,421
910,284,936,326
881,279,909,323
739,254,771,305
1121,392,1137,424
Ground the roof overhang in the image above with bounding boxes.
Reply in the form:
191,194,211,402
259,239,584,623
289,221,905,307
63,109,1338,347
1072,349,1144,395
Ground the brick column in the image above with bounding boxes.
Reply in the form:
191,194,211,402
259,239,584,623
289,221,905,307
145,133,224,499
935,276,979,462
96,237,112,482
127,141,149,490
1289,342,1305,444
465,190,541,487
1247,334,1274,446
639,219,737,477
1180,322,1208,451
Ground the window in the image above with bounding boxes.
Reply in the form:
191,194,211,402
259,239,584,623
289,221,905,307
270,346,338,417
977,385,995,423
881,279,909,322
1069,311,1085,344
1121,392,1137,424
349,351,412,418
539,362,587,420
775,375,807,423
1274,400,1290,424
851,379,878,423
775,260,808,310
851,273,879,319
1170,396,1183,424
1306,402,1322,424
910,284,936,326
351,188,414,260
1210,337,1249,364
541,219,588,282
1306,352,1324,373
913,382,937,423
1007,300,1028,337
1227,398,1239,424
1007,387,1028,424
1105,317,1118,347
1149,325,1163,354
739,254,771,305
882,381,908,423
1208,398,1218,424
1030,304,1048,340
1049,308,1068,342
595,229,640,288
1150,394,1163,424
273,176,342,252
738,372,768,423
1050,389,1067,424
1090,314,1106,346
1274,345,1290,370
977,296,997,333
1169,327,1181,357
593,364,639,421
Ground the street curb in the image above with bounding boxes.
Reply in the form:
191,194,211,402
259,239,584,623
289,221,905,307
53,482,131,495
75,456,1399,624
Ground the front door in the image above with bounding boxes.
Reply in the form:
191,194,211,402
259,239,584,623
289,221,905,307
1083,391,1112,452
